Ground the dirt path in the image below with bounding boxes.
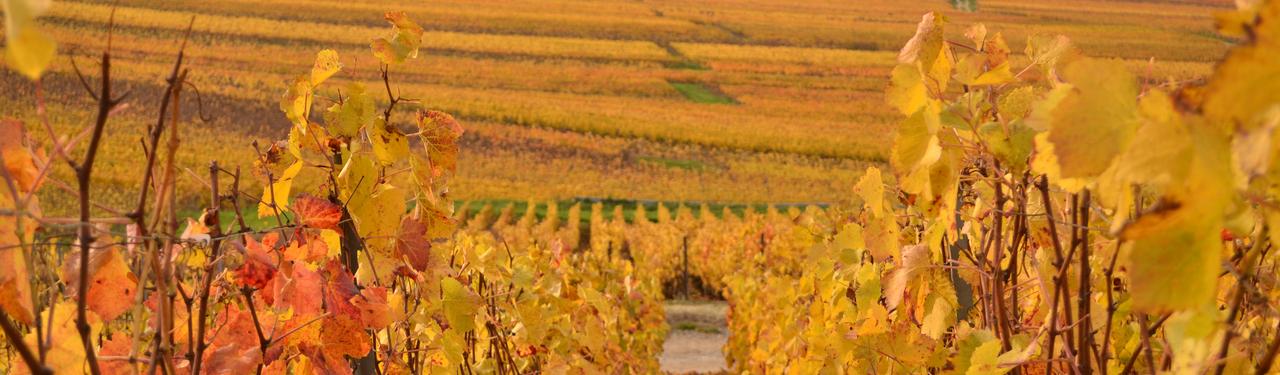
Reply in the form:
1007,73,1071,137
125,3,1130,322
660,301,729,374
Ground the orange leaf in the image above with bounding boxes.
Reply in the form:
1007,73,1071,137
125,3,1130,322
0,119,44,193
61,247,138,322
283,233,329,264
100,332,135,374
350,287,391,329
292,195,342,230
203,343,262,375
236,234,279,290
395,217,432,272
270,260,323,318
321,261,360,319
0,247,34,324
414,110,464,178
320,316,371,360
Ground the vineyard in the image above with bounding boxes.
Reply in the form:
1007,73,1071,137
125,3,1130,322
4,0,1280,374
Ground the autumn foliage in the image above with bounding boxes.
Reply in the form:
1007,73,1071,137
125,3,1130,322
1,5,665,375
6,0,1280,374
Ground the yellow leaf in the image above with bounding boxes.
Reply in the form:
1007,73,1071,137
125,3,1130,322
969,62,1015,86
892,104,942,173
280,75,313,129
1202,0,1280,132
310,49,341,86
898,12,952,94
258,160,304,217
25,302,98,375
1121,120,1234,313
350,183,406,255
2,0,56,80
1112,91,1194,190
1023,34,1077,70
441,277,479,333
338,152,378,214
324,83,375,138
887,64,928,116
1030,132,1088,193
864,214,900,261
370,119,410,166
371,11,424,65
414,110,465,178
833,223,865,258
955,54,1015,86
1045,59,1140,179
853,167,886,217
884,244,928,310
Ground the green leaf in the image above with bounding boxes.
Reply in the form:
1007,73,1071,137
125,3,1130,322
997,86,1037,122
979,122,1036,174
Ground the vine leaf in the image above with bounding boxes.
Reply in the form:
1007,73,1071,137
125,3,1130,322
1,0,57,80
24,302,95,374
415,110,465,179
1,119,44,193
324,83,375,138
292,194,342,230
310,49,342,86
280,75,313,129
1045,58,1139,179
371,11,424,65
236,234,279,290
1121,118,1234,313
853,167,886,217
258,160,304,218
61,247,138,322
396,217,433,272
370,118,410,166
898,12,952,94
442,277,480,334
0,246,33,324
1202,0,1280,132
